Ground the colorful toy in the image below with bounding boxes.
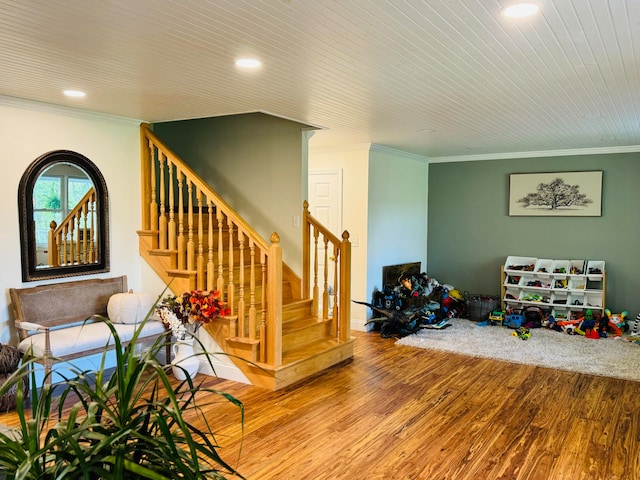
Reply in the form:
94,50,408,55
488,309,506,325
512,327,531,340
505,313,524,329
603,309,628,337
628,313,640,336
556,318,582,335
575,309,600,339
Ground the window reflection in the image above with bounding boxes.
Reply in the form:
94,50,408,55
33,163,92,266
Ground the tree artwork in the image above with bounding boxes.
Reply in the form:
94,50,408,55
517,177,593,210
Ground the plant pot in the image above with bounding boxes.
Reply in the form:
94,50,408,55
171,340,199,380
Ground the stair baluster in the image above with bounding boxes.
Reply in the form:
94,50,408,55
206,200,215,291
196,189,205,291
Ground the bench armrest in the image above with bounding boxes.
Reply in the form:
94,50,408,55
15,321,50,333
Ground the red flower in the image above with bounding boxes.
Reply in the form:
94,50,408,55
161,289,229,331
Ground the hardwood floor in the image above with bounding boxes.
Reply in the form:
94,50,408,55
2,330,639,479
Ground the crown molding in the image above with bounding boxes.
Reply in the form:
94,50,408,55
309,142,373,154
0,95,142,125
369,143,430,163
428,145,640,163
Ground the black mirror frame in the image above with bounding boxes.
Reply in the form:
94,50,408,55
18,150,110,281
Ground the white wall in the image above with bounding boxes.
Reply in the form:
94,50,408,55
0,97,253,384
309,143,430,331
0,97,146,344
308,144,370,330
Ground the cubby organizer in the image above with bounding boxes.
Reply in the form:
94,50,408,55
501,256,606,320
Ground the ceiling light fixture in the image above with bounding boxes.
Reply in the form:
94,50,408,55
501,3,540,18
63,90,86,98
235,58,262,69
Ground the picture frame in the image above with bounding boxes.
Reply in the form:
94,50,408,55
508,171,602,217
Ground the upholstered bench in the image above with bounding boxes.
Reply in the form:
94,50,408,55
9,276,168,385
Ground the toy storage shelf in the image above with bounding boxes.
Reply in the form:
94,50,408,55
500,256,606,319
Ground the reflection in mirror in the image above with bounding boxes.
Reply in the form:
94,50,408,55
18,150,109,281
34,163,94,269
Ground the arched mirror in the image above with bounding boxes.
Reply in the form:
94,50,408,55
18,150,109,281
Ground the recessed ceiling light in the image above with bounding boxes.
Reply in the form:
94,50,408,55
501,3,540,18
63,90,86,98
235,58,262,69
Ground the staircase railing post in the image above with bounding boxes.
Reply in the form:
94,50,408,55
302,201,310,299
339,231,351,342
266,233,283,366
140,124,151,231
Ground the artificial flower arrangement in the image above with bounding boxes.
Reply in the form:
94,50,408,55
157,289,230,341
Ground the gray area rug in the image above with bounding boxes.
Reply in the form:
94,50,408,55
396,318,640,382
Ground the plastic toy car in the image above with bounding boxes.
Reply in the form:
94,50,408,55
488,310,506,325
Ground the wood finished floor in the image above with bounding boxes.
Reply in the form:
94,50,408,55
2,330,639,479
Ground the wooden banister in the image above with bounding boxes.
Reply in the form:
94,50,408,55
48,187,97,267
140,124,351,370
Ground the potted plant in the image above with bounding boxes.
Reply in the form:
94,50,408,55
0,298,245,479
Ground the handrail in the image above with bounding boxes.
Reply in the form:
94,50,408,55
48,187,97,267
140,124,270,253
302,201,351,342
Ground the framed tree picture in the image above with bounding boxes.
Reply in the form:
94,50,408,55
509,171,603,217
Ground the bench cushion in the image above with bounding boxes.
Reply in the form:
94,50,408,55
18,320,166,358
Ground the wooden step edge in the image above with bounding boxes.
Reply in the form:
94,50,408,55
165,269,197,279
226,336,261,347
255,336,356,370
148,248,178,256
283,298,313,306
136,229,158,236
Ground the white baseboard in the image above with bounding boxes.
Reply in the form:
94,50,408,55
198,356,251,384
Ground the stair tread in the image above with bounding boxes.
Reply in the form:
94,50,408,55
281,337,354,365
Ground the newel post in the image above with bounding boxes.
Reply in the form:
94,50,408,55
48,221,59,267
266,232,283,366
140,124,151,231
339,230,351,342
302,201,310,299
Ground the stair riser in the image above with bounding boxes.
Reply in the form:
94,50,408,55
283,321,333,353
283,301,314,321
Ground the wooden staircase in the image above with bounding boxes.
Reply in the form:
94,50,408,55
138,124,355,390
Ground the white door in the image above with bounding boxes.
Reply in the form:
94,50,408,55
308,170,342,234
308,169,343,309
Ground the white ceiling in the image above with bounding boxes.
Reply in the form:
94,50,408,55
1,0,639,158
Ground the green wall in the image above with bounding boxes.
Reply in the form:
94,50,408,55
427,152,640,315
153,113,309,273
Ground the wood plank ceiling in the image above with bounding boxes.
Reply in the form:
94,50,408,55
0,0,638,158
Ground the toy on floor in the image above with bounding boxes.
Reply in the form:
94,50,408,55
512,327,531,340
488,310,506,325
575,309,601,339
505,310,524,329
556,318,581,335
627,313,640,336
601,309,628,337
